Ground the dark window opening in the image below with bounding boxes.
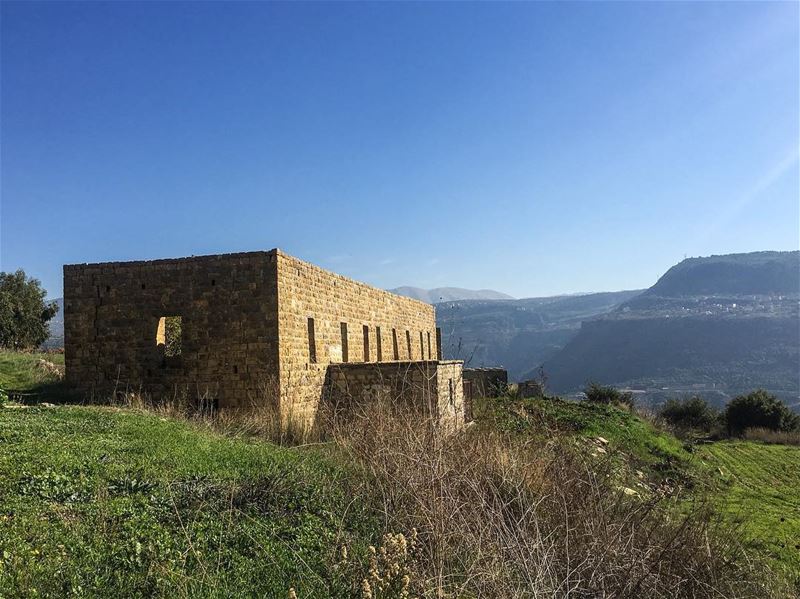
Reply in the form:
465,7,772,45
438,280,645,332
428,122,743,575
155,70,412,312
363,324,370,362
211,279,216,286
233,365,238,374
307,317,317,364
419,331,424,360
376,327,383,362
406,330,412,359
392,329,399,360
436,327,442,361
106,285,111,293
340,322,349,362
156,316,182,357
448,378,455,406
427,331,432,360
141,283,146,290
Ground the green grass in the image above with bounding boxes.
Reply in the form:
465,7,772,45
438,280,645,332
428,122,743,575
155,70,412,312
697,441,800,582
0,405,377,598
2,351,798,594
0,350,64,390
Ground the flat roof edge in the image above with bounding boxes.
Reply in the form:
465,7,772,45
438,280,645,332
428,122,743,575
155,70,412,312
275,251,435,310
64,249,279,269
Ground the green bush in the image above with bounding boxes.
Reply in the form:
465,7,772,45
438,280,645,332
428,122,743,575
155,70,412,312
723,390,800,437
0,386,7,408
583,382,634,409
660,396,718,432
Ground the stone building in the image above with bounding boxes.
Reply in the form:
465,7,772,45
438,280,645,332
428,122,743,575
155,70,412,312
63,249,465,426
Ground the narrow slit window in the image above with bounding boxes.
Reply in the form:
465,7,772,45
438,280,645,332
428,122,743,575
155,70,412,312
406,330,412,359
436,327,442,361
376,327,383,361
156,316,182,357
340,322,349,363
427,331,432,360
392,329,399,360
363,324,370,362
307,317,317,364
419,331,424,360
448,378,454,405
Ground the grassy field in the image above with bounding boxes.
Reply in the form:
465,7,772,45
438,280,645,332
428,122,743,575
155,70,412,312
0,405,377,598
0,350,69,401
1,351,798,596
698,441,800,581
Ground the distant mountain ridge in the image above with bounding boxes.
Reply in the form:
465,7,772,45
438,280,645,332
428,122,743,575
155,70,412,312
436,290,643,381
543,251,800,404
390,287,514,303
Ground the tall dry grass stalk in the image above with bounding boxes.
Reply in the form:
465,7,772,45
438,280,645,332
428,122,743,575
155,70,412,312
330,400,785,598
106,389,786,597
743,427,800,446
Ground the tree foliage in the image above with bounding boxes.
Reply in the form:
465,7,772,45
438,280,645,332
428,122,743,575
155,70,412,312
0,270,59,350
164,316,182,357
659,396,718,432
583,382,635,408
723,389,799,436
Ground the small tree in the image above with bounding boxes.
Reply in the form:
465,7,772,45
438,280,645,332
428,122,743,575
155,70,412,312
0,270,59,350
660,396,718,432
723,390,800,437
583,382,635,409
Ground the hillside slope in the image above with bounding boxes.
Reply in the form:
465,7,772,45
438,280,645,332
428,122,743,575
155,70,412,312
480,395,800,585
643,251,800,297
436,290,642,380
543,251,800,402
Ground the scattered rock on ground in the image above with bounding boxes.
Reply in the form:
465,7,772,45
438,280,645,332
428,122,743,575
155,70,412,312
36,359,64,380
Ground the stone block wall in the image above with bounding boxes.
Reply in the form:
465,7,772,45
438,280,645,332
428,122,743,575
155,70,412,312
326,360,465,428
275,251,438,420
64,252,280,408
517,379,545,398
435,360,466,426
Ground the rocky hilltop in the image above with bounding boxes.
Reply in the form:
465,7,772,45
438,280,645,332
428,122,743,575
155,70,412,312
543,251,800,405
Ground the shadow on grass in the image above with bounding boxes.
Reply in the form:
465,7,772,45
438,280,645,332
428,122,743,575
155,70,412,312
7,381,84,405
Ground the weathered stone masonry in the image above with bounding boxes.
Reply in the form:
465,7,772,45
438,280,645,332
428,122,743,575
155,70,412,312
64,252,280,407
64,249,465,426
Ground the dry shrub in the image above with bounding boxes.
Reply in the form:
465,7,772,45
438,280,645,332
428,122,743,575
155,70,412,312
743,427,800,446
104,389,787,597
331,400,784,598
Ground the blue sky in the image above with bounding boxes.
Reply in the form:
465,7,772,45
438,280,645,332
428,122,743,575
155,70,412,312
1,1,798,299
